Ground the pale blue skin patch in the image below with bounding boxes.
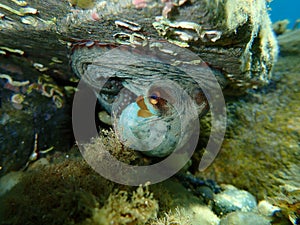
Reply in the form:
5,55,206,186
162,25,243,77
116,100,181,157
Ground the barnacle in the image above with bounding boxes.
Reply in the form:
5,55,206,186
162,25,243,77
0,46,24,55
0,74,29,86
10,0,27,7
0,3,37,16
11,93,25,104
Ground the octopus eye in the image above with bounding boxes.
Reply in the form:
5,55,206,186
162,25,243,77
150,91,160,99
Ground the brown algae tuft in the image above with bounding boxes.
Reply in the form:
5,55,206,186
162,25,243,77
83,129,142,165
0,159,114,224
0,155,160,225
85,184,158,225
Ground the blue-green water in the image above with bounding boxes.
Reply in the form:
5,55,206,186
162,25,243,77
270,0,300,28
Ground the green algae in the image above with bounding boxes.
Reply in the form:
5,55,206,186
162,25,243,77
0,158,113,225
68,0,96,9
0,156,162,225
195,34,300,223
0,153,219,225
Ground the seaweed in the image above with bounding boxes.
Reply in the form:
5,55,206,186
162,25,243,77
0,158,114,225
195,48,300,223
85,184,158,225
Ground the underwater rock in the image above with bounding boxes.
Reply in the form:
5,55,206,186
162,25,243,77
277,29,300,56
151,180,220,225
272,19,290,35
0,67,73,175
190,205,221,225
0,171,23,196
213,184,257,215
98,110,112,125
68,0,96,9
258,200,281,217
0,0,277,92
198,185,215,202
220,211,271,225
69,0,278,94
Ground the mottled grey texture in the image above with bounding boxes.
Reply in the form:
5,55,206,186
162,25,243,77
213,185,257,215
220,211,271,225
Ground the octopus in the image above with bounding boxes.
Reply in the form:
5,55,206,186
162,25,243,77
71,39,224,158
